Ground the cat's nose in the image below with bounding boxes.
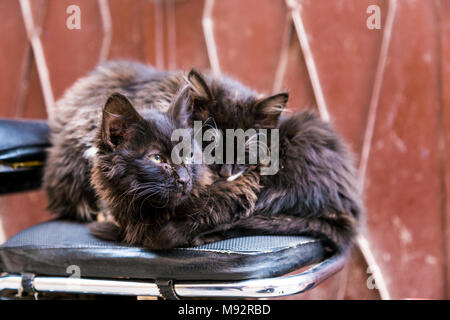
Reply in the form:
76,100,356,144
219,164,232,177
176,167,190,187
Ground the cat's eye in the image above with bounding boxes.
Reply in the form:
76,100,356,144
149,154,163,164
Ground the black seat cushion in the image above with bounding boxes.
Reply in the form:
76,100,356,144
0,221,325,281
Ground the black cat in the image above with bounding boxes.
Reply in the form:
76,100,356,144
43,61,283,249
184,72,363,253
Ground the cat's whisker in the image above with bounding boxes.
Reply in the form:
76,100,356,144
247,139,270,152
194,117,211,136
194,117,220,140
246,140,270,156
245,132,267,147
137,187,168,212
209,117,218,130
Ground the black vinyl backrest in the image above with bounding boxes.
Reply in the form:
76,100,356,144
0,119,50,194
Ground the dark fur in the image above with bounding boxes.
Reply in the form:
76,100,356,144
44,61,272,249
44,61,187,221
198,112,363,252
184,71,363,253
185,69,288,177
44,60,362,252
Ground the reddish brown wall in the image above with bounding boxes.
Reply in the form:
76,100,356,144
0,0,448,299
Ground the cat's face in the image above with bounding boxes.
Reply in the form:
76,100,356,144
95,93,212,213
183,70,288,179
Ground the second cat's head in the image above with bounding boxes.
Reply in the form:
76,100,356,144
179,69,289,179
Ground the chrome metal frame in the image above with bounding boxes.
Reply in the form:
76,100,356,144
0,254,345,299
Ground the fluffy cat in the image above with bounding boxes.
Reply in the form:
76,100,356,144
43,61,284,249
184,72,363,253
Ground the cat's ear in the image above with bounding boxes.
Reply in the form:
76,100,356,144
101,93,144,147
187,69,213,103
186,69,214,122
168,85,190,127
253,92,289,127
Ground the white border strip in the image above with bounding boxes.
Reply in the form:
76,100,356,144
273,13,293,94
19,0,55,119
98,0,112,63
288,0,330,122
154,0,165,69
202,0,221,76
0,216,5,244
358,0,398,188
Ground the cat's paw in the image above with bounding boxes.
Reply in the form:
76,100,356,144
191,233,225,246
87,221,121,242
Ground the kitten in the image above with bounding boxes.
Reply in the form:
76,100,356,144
217,112,362,252
43,61,281,249
43,60,193,222
89,89,263,249
184,69,288,179
185,72,363,253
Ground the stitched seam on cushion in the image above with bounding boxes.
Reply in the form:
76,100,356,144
177,238,320,254
1,238,320,254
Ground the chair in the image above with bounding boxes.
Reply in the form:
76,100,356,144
0,119,345,299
